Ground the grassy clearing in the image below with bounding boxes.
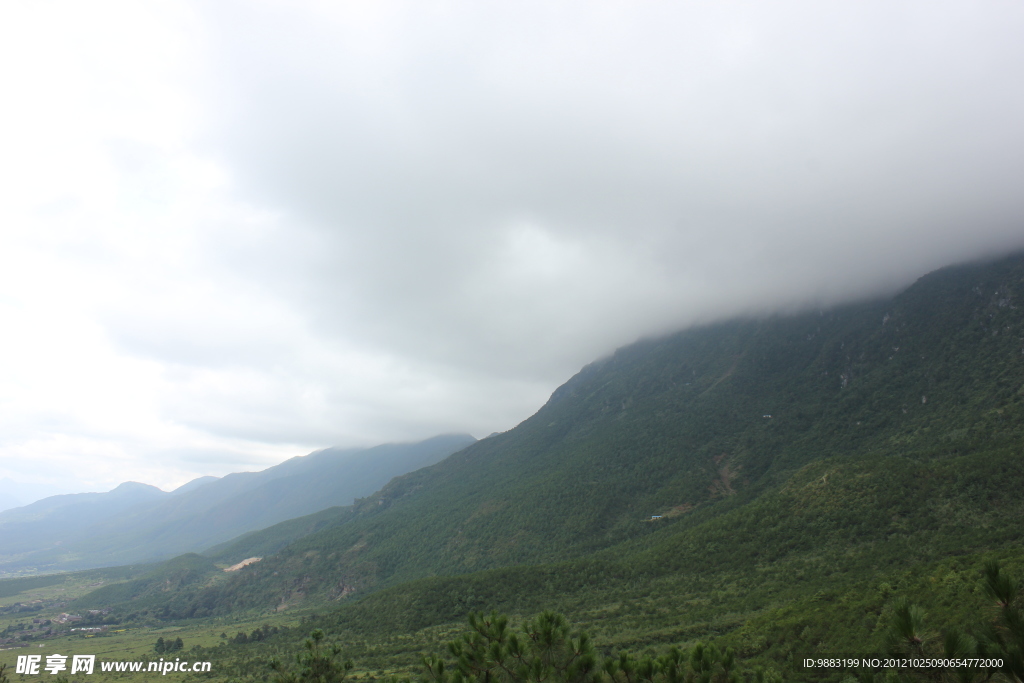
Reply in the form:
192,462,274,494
0,573,122,612
0,609,310,682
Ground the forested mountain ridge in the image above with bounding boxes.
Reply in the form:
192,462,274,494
106,251,1024,620
0,482,167,565
0,434,476,575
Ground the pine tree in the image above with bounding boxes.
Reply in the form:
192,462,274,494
269,629,353,683
884,598,929,656
424,610,753,683
879,563,1023,682
982,561,1024,682
423,610,598,683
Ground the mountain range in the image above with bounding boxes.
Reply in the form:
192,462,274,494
0,433,476,575
0,479,73,514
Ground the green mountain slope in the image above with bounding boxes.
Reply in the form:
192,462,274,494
202,503,360,564
104,251,1022,625
68,553,221,610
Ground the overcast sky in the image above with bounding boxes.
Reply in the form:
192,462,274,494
2,0,1023,496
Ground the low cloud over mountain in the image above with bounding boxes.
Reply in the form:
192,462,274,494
1,1,1023,491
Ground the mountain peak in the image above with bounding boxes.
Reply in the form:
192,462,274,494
109,481,165,495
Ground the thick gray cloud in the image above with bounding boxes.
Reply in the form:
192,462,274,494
2,0,1024,493
191,0,1024,368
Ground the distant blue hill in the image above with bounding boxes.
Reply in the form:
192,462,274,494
0,479,73,514
0,434,475,575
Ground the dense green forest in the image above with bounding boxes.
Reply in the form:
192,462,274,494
8,252,1023,681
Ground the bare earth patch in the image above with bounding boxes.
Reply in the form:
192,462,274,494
223,557,262,572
